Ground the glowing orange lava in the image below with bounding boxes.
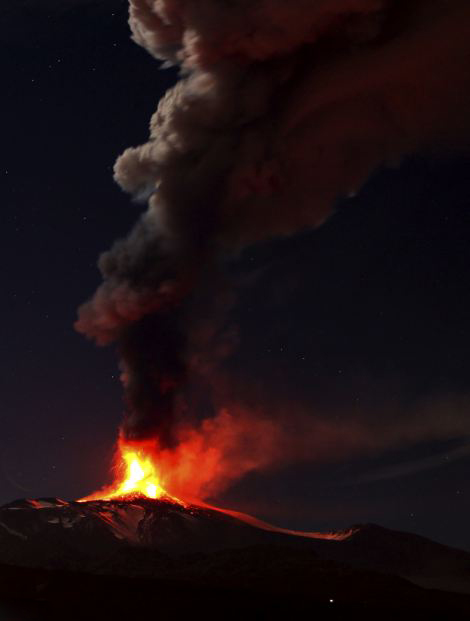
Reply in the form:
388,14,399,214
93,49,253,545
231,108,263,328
78,434,354,542
79,438,184,504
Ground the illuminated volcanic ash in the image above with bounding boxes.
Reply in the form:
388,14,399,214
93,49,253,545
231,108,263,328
76,0,470,499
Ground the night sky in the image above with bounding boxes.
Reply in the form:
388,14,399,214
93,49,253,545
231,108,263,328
2,0,470,549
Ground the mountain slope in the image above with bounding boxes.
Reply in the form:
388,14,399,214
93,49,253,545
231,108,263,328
1,496,469,598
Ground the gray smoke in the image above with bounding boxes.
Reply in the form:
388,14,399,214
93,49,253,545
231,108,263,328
76,0,470,446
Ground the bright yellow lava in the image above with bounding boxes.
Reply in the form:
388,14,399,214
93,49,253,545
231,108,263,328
79,443,183,504
117,450,166,499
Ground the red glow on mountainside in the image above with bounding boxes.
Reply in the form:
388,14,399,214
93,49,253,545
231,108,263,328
78,433,353,542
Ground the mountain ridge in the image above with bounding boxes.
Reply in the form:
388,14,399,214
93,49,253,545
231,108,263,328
1,496,469,596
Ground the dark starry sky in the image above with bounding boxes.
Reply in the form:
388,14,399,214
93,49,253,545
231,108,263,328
1,0,470,549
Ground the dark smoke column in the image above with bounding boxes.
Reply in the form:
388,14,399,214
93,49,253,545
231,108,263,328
76,0,470,447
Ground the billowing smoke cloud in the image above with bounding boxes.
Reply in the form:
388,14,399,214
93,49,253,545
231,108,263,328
76,0,470,452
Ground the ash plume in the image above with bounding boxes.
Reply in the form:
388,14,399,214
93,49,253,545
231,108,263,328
76,0,470,451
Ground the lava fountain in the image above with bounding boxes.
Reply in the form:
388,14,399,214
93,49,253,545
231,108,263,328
79,437,185,505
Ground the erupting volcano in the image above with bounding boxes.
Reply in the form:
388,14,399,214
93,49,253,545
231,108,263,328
76,435,357,541
72,0,470,519
4,0,470,615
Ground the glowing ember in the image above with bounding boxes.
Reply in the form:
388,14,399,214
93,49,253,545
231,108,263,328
79,438,184,504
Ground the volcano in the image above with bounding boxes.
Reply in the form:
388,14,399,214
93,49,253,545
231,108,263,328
1,495,470,618
0,495,353,565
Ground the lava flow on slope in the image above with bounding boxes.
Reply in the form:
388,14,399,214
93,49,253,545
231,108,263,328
78,436,350,542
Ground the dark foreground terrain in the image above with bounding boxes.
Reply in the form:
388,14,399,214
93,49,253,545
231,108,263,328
1,553,470,621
